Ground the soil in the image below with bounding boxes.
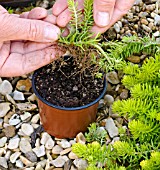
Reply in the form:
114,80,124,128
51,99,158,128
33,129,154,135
34,56,104,107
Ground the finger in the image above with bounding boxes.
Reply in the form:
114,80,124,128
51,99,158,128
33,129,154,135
56,0,84,27
0,41,10,69
20,7,47,19
92,0,135,34
0,12,60,42
52,0,68,16
0,46,65,77
10,41,54,54
56,9,72,27
93,0,116,27
43,15,57,24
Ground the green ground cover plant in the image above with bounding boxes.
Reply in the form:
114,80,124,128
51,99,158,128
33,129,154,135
72,54,160,169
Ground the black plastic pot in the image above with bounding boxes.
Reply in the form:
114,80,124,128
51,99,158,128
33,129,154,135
0,0,36,7
32,70,107,138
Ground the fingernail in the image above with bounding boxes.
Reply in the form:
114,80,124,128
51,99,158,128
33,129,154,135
96,12,110,27
44,26,60,41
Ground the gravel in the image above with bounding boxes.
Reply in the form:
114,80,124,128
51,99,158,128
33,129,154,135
0,0,159,169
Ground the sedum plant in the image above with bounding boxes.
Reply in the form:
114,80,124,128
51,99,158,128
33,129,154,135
72,54,160,169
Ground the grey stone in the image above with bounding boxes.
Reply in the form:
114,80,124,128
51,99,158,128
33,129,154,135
106,71,120,84
104,94,114,106
105,118,119,138
0,102,10,118
73,158,88,170
51,156,65,167
25,151,37,162
13,90,25,101
0,80,13,95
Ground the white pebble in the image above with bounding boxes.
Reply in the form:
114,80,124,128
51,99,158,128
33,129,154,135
0,80,13,95
8,137,20,149
33,145,45,157
0,103,10,118
10,152,21,163
19,138,32,153
13,90,25,101
21,123,34,136
16,159,24,168
20,112,31,121
0,137,7,147
0,157,8,169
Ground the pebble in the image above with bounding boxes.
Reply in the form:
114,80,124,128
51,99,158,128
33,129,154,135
51,156,65,168
154,14,160,25
105,118,119,138
52,145,63,155
20,112,31,122
45,137,55,150
104,94,114,106
142,24,152,32
33,145,45,157
106,71,120,84
19,138,32,153
60,148,72,156
8,137,20,149
25,151,38,162
5,94,16,105
16,103,37,111
16,159,24,168
0,137,7,147
68,152,78,159
0,157,8,169
31,114,40,124
73,158,88,170
20,155,34,167
120,89,129,100
0,80,13,95
16,79,32,92
21,123,34,136
114,23,121,33
5,125,16,138
13,90,25,100
0,118,3,128
127,56,141,63
27,93,37,102
0,102,11,118
40,132,51,145
5,150,11,160
10,152,21,163
9,114,21,126
58,139,71,149
76,132,86,144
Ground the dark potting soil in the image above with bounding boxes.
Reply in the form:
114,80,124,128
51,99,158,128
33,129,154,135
34,57,104,108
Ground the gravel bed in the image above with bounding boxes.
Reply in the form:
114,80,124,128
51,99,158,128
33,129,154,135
0,0,159,169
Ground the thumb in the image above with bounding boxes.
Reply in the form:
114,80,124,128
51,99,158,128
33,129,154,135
0,7,60,42
93,0,116,27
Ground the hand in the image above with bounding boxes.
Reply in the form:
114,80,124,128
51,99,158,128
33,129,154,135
52,0,135,34
0,7,64,77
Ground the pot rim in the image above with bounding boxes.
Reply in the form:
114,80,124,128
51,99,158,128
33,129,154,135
32,69,107,111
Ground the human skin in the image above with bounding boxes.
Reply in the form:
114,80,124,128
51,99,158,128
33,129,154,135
52,0,135,35
0,6,64,77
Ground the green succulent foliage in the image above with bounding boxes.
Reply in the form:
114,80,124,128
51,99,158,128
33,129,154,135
85,123,107,145
103,36,160,60
140,152,160,170
122,55,160,89
72,142,108,167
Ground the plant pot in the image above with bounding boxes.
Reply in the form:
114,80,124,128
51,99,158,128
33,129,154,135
32,67,107,139
0,0,36,7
